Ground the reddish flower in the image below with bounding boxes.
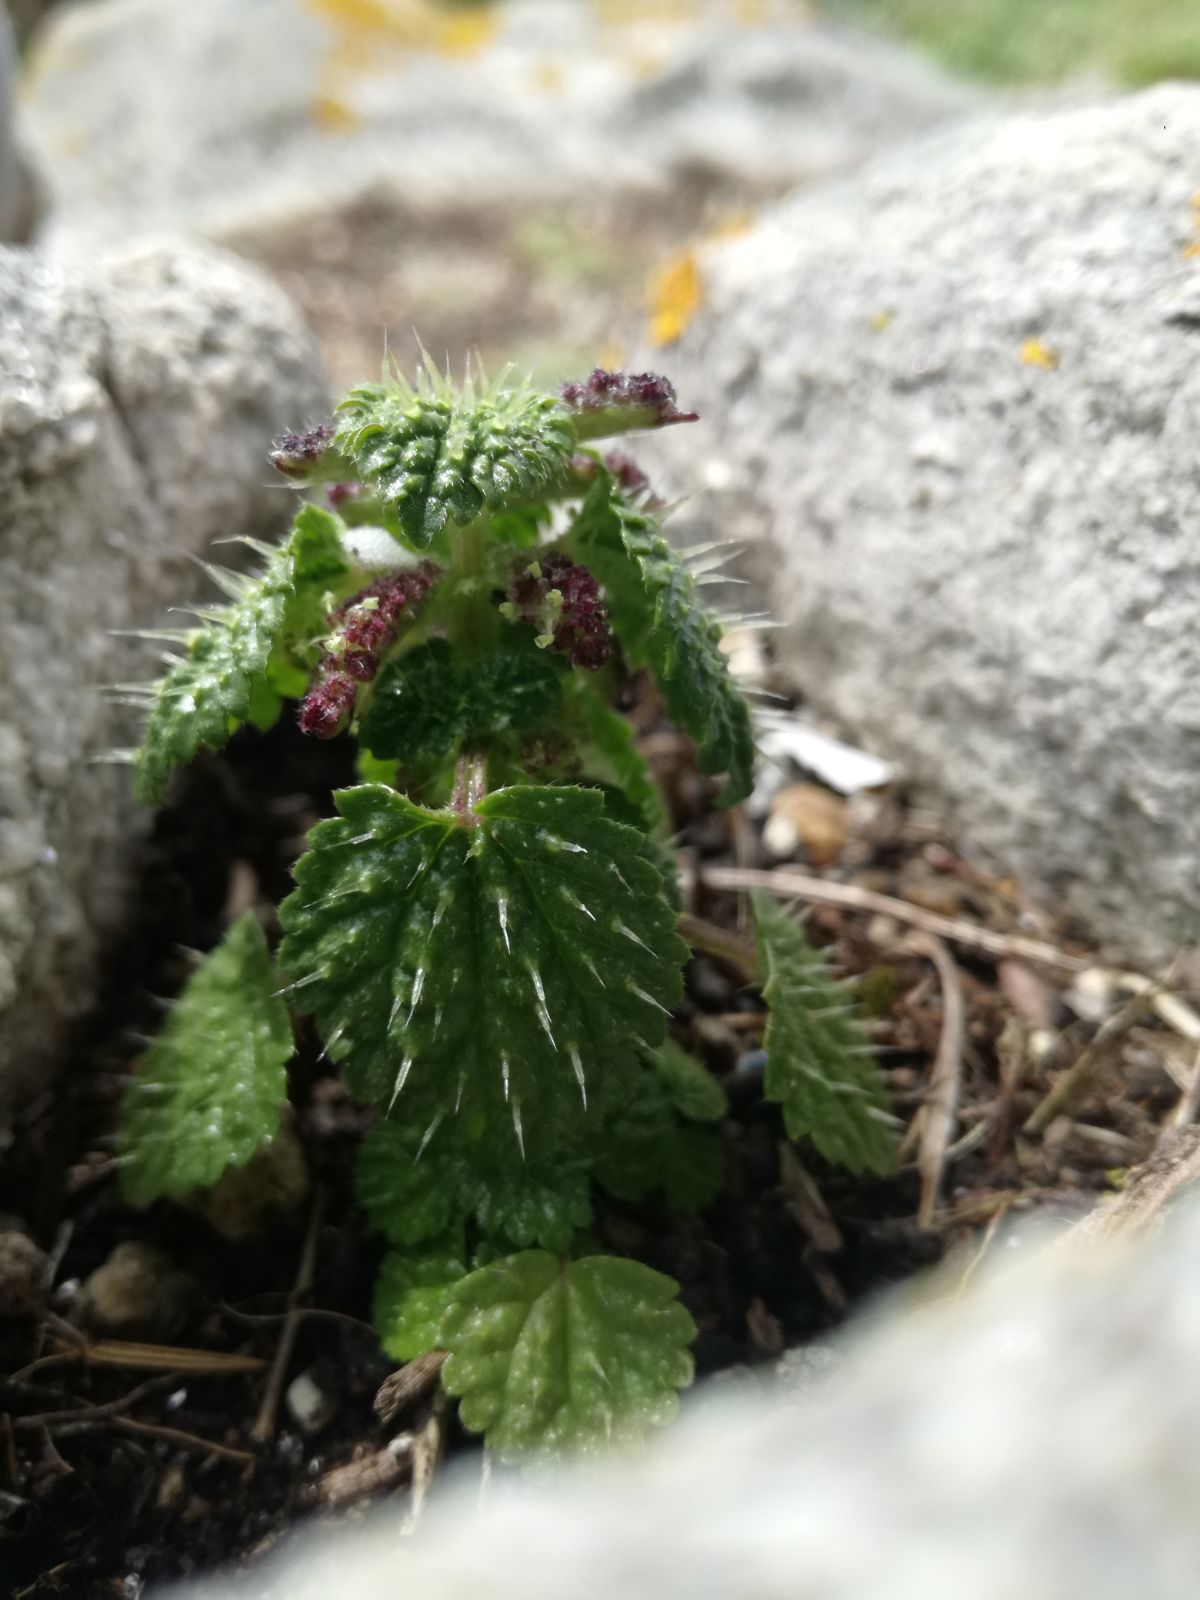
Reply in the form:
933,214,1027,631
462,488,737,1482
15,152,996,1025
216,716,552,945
298,562,441,738
560,369,698,430
270,421,336,478
506,555,612,670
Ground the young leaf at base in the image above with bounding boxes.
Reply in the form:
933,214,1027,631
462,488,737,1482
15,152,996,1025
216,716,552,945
752,892,898,1176
439,1251,695,1460
119,914,293,1205
374,1241,468,1362
595,1047,726,1213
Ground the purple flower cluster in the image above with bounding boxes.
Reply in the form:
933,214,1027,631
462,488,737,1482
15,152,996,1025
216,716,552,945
560,369,698,428
270,421,336,478
507,555,612,670
324,481,364,509
299,562,441,738
570,449,656,502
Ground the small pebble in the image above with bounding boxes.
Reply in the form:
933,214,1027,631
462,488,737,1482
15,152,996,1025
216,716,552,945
75,1241,197,1338
286,1370,336,1435
0,1228,48,1313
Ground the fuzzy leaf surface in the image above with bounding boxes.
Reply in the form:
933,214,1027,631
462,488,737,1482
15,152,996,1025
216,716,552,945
440,1251,695,1459
374,1242,468,1361
359,1117,591,1254
134,507,350,804
653,1038,727,1122
595,1061,724,1213
571,475,755,806
563,677,668,836
359,640,561,765
279,784,687,1155
753,892,898,1175
119,914,292,1204
336,374,574,549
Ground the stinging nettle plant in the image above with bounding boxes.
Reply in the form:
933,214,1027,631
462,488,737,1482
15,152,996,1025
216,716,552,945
117,358,898,1462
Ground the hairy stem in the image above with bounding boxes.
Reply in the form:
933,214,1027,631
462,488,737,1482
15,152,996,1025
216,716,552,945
452,750,488,815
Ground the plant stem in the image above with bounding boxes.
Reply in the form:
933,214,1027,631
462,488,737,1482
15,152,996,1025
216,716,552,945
452,750,488,815
447,517,498,660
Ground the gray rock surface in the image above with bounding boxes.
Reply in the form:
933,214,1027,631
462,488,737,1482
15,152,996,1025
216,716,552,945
22,0,978,256
0,242,327,1133
0,1,31,239
645,85,1200,962
170,1190,1200,1600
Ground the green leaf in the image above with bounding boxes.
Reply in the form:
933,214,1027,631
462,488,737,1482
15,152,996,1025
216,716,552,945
571,474,755,806
652,1038,727,1122
358,640,464,764
471,1159,592,1254
133,506,351,805
752,892,899,1176
440,1251,695,1460
119,914,293,1205
358,1118,468,1247
563,676,668,837
595,1060,724,1213
359,640,562,765
374,1242,468,1362
335,368,574,550
279,784,687,1155
358,1116,591,1254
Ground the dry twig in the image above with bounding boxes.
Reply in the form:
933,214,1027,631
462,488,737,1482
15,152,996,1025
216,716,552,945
899,932,966,1229
695,864,1090,973
375,1351,448,1425
250,1190,324,1446
1025,974,1172,1135
317,1438,413,1509
1166,1043,1200,1135
403,1389,449,1535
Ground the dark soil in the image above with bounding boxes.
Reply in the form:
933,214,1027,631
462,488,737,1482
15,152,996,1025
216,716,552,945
1,671,1178,1599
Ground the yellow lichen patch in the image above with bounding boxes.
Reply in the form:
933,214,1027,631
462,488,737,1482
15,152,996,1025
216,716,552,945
1019,337,1059,370
1185,191,1200,257
311,91,365,133
629,48,667,82
595,0,696,28
646,249,703,347
304,0,499,67
868,309,895,332
530,60,567,95
597,340,627,372
439,11,500,56
708,208,755,241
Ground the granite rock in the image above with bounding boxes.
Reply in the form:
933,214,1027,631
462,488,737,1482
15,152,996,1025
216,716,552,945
0,241,326,1132
171,1188,1200,1600
645,85,1200,962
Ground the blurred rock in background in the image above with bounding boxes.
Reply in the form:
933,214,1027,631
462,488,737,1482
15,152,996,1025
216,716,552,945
644,85,1200,965
20,0,980,387
0,242,327,1136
